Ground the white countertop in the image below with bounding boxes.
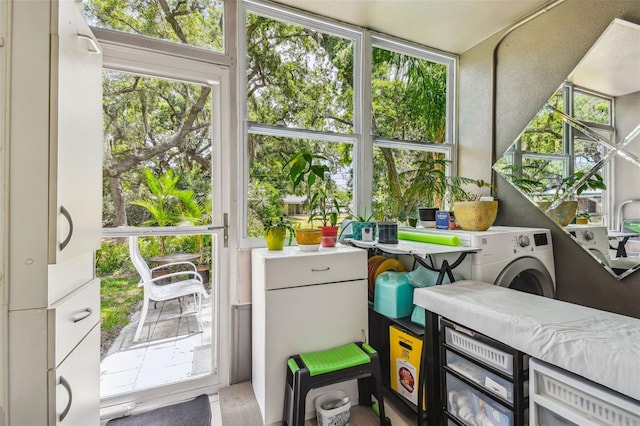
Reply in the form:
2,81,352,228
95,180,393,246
413,281,640,401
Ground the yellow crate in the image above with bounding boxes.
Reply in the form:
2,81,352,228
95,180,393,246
389,325,426,409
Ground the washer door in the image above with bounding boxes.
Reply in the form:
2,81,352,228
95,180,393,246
494,256,555,298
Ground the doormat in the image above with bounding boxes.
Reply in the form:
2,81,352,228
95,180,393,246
218,381,263,426
107,394,211,426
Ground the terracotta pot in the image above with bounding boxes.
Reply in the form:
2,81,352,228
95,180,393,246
319,226,339,247
452,201,498,231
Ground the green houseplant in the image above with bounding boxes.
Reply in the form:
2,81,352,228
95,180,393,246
263,216,296,250
285,150,344,247
537,170,606,226
403,156,480,225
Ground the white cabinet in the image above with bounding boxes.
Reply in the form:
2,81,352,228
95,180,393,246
9,0,102,310
252,246,368,425
9,280,101,425
7,1,102,424
50,326,100,426
49,0,103,265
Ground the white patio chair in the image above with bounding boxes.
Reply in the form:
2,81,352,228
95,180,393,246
129,236,210,342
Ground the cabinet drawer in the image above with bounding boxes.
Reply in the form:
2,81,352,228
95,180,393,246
49,279,100,367
445,372,514,426
530,359,640,426
262,248,366,290
444,324,527,377
446,350,527,404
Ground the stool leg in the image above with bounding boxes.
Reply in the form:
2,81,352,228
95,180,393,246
283,365,295,426
292,370,311,426
369,352,388,425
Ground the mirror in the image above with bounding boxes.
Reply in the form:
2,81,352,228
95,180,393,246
494,18,640,280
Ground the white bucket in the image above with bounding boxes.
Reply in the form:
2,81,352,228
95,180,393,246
315,390,351,426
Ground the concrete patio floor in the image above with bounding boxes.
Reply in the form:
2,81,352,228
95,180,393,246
100,292,213,398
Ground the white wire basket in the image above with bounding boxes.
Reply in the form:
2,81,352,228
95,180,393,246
446,327,513,375
539,372,640,426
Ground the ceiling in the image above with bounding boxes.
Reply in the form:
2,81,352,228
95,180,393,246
567,18,640,97
270,0,551,54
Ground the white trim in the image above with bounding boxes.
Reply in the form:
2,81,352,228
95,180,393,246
0,0,8,421
94,41,232,411
91,28,231,67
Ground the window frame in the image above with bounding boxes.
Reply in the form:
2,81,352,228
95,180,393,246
512,83,615,224
239,0,458,246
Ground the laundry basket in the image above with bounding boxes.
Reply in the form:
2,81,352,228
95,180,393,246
315,390,351,426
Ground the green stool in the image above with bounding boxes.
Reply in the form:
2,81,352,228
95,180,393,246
282,342,390,426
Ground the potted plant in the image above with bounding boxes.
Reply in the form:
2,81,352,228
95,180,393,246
342,209,376,241
450,179,498,231
285,150,343,246
263,216,296,250
537,170,606,227
576,212,590,225
403,156,479,226
309,187,343,247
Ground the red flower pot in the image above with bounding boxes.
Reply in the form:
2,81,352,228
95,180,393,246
319,226,339,247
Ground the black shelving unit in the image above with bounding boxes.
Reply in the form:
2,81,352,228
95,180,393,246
368,304,429,425
439,318,529,426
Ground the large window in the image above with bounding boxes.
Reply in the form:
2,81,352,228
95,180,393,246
371,39,455,222
242,1,457,240
81,0,224,51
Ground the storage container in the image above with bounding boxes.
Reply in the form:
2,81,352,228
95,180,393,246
389,325,425,409
315,390,351,426
445,350,526,403
529,358,640,426
445,372,513,426
445,325,519,376
373,272,413,318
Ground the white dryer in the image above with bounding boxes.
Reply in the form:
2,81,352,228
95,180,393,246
420,226,556,298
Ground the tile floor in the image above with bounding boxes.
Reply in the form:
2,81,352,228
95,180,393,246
101,293,416,425
100,293,213,398
208,393,416,426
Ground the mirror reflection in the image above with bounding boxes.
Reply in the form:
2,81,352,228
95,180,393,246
494,18,640,280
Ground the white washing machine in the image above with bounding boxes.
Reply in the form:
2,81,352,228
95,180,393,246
566,224,612,266
566,224,640,272
415,226,556,298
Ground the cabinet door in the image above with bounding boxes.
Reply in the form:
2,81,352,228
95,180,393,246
48,0,103,264
50,325,100,426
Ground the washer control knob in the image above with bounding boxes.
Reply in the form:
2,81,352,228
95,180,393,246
583,230,594,241
518,235,530,247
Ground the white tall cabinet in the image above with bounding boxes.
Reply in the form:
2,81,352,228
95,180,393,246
7,0,103,424
251,246,368,425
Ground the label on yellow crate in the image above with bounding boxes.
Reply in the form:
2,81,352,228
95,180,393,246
389,325,426,409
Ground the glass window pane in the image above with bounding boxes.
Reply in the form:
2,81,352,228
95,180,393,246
373,147,449,223
574,91,611,125
522,157,566,199
102,71,213,228
520,90,564,155
372,47,447,142
247,134,353,237
246,13,354,133
81,0,224,51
